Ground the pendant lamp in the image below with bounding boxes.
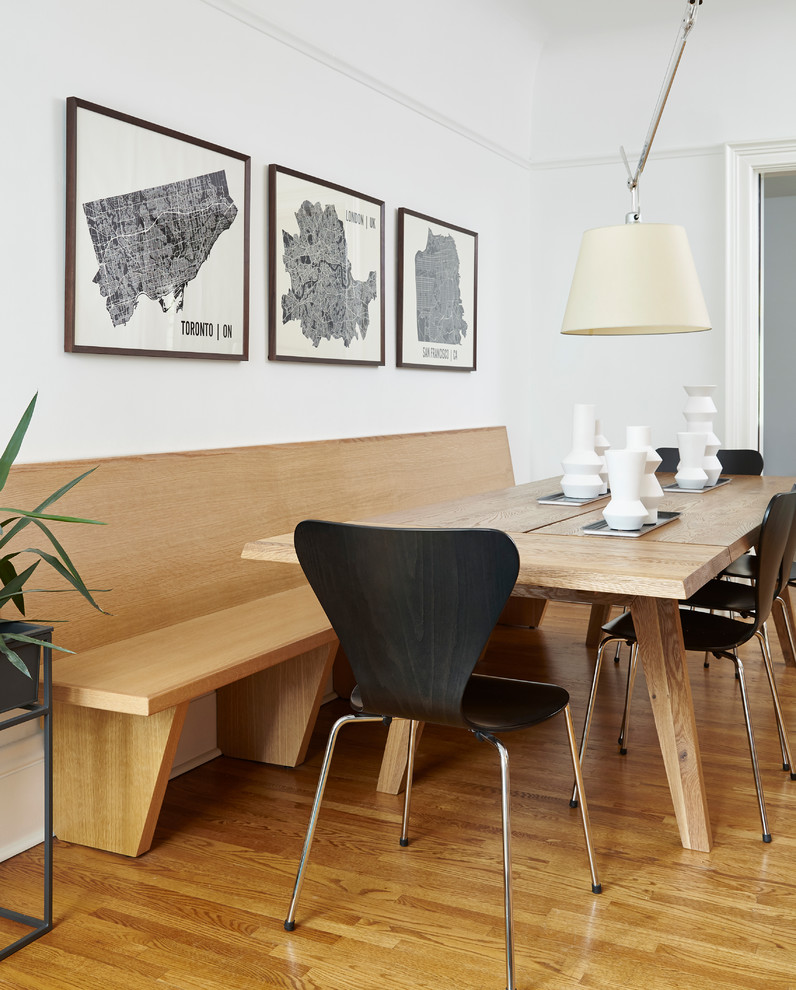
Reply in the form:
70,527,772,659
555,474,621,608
561,0,711,336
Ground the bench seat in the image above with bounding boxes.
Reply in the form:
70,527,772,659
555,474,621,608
53,586,338,857
51,586,334,715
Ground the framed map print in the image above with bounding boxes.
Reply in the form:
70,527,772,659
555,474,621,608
65,97,250,360
269,165,385,365
397,208,477,371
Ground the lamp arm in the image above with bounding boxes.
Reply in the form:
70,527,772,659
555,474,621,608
624,0,702,220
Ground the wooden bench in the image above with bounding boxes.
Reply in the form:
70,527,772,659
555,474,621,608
3,428,518,856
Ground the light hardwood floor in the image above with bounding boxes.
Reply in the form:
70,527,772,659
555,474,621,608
3,602,796,989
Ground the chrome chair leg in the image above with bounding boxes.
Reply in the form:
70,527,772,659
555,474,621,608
571,635,617,807
618,643,639,754
475,731,516,990
729,656,772,842
284,713,384,931
562,704,602,895
400,719,421,846
756,627,796,777
774,593,796,668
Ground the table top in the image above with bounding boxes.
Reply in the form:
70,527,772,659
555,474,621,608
242,474,795,603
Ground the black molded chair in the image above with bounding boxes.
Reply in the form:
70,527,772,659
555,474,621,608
718,484,796,662
721,554,796,661
573,490,796,842
655,447,764,475
284,521,601,990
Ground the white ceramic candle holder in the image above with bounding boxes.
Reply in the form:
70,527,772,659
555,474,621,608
683,385,721,486
561,403,604,498
603,448,648,530
676,432,709,489
626,425,664,524
594,420,610,495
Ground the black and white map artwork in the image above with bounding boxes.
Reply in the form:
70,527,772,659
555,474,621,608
281,200,377,348
414,229,468,345
82,170,238,327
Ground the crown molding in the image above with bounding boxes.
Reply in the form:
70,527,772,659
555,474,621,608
199,0,533,169
530,143,724,172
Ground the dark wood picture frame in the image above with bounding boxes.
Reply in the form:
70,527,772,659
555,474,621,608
269,164,385,365
397,208,477,371
65,97,250,360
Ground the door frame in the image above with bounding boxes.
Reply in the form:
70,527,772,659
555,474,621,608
726,139,796,448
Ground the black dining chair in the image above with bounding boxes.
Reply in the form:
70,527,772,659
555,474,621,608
655,447,764,476
721,555,796,661
284,521,601,990
572,490,796,842
717,484,796,663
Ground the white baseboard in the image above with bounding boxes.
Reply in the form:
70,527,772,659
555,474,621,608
1,684,340,861
170,746,223,779
0,713,45,862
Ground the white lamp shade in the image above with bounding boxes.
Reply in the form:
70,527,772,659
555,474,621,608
560,222,711,335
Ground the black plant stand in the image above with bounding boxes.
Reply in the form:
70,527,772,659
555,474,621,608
0,628,53,960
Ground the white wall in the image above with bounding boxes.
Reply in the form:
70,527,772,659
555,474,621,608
2,0,539,474
526,0,796,474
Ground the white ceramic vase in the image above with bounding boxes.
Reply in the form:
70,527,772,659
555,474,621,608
626,425,664,524
603,448,648,530
676,432,709,489
683,385,722,486
561,404,603,498
594,420,610,495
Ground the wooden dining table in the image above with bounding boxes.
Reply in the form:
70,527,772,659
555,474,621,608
242,473,796,853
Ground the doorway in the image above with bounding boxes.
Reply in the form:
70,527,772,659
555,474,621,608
726,139,796,457
762,172,796,474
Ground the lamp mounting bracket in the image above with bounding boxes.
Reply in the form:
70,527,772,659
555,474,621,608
623,0,703,223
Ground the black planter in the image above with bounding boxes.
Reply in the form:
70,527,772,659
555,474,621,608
0,622,53,715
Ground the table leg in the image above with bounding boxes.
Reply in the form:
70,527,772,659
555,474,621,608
499,596,548,628
586,603,612,647
631,596,712,852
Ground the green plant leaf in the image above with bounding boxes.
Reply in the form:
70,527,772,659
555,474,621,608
15,546,107,614
0,555,26,613
0,631,74,655
1,397,108,674
0,466,103,551
0,637,32,676
0,394,36,495
0,507,104,525
0,559,40,613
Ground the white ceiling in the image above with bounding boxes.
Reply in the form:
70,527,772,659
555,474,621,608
524,0,752,39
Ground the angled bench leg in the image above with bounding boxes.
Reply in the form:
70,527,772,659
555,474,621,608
216,643,337,767
377,719,425,794
53,701,189,857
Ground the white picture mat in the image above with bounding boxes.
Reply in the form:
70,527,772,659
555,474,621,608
272,169,383,362
400,212,476,370
73,105,247,356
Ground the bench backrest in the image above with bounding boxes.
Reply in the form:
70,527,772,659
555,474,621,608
2,427,514,653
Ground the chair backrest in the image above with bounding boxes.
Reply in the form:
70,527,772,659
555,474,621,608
655,448,679,473
717,449,764,475
294,521,520,728
655,447,764,475
747,490,796,638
